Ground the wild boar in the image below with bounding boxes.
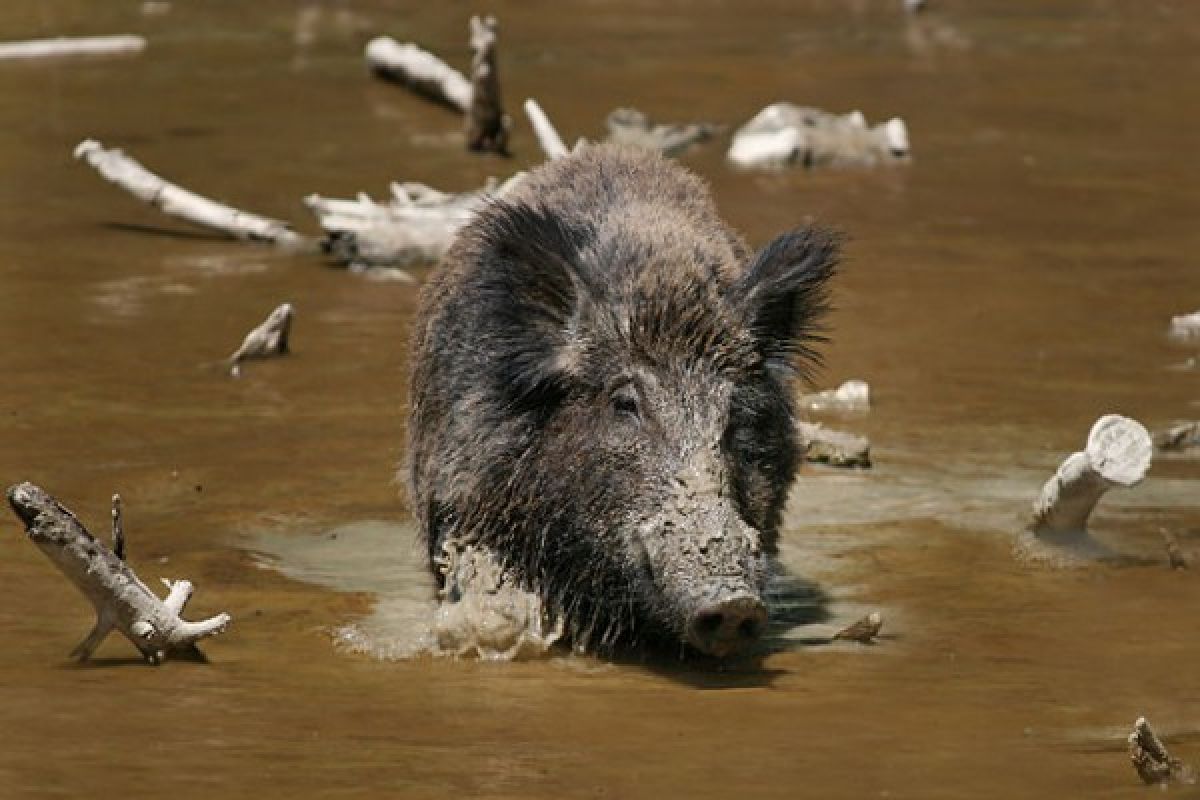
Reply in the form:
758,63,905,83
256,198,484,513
407,144,837,658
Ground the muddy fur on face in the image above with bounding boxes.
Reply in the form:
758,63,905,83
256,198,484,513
407,144,837,657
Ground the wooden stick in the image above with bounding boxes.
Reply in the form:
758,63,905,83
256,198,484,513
832,611,883,643
364,36,471,113
523,98,569,160
728,103,910,169
1031,415,1152,537
7,483,231,665
1155,421,1200,452
0,35,145,61
110,493,125,561
74,139,311,248
796,421,871,468
229,302,293,377
465,16,509,154
1128,717,1193,785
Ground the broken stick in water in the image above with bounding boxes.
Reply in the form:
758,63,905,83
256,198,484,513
1155,421,1200,453
229,302,293,377
74,139,312,249
832,612,883,644
799,379,871,413
6,483,231,665
0,35,146,61
524,98,570,160
728,104,909,170
605,108,720,157
465,15,509,154
364,36,471,113
305,173,524,268
1128,717,1195,785
1031,415,1152,537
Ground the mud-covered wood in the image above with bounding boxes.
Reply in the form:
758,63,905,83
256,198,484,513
75,139,311,248
1128,717,1194,785
832,611,883,643
0,35,145,60
229,303,293,377
728,103,910,169
364,37,471,113
796,421,871,468
1031,415,1152,537
605,108,719,156
6,483,231,665
465,16,509,154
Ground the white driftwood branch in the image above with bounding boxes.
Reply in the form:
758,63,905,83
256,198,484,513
1168,310,1200,343
229,302,293,377
305,173,524,267
524,98,569,160
799,379,871,413
728,103,910,169
796,421,871,468
365,36,471,113
0,35,145,61
465,15,509,154
1031,415,1152,537
7,483,231,665
605,108,719,157
74,139,310,248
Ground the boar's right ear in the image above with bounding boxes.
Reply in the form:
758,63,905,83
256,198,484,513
475,201,595,409
730,226,839,381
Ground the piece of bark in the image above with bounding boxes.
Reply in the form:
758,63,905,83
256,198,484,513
1128,717,1194,786
6,483,231,665
0,35,146,61
305,173,524,268
74,139,312,248
465,16,509,154
1031,415,1152,538
524,98,569,160
605,108,720,157
1155,421,1200,452
799,379,871,413
364,37,471,113
832,612,883,643
796,421,871,468
229,302,293,377
728,104,910,169
1168,310,1200,343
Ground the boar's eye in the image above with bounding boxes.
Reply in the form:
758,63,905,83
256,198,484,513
611,383,641,422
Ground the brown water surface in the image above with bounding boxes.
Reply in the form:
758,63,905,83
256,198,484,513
1,1,1198,797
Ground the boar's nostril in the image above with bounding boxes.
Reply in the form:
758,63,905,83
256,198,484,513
686,594,768,658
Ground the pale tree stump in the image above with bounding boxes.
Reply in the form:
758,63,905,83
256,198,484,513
1031,415,1152,537
7,483,231,665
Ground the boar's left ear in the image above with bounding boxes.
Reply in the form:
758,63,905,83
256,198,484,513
730,226,839,380
475,201,596,409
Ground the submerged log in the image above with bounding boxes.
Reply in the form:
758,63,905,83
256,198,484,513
1030,415,1152,538
1168,310,1200,343
1155,421,1200,452
1128,717,1195,786
605,108,720,156
6,483,231,665
365,37,471,113
229,302,293,377
799,379,871,413
524,98,570,160
305,173,524,268
74,139,311,248
796,421,871,468
0,35,146,61
728,103,910,169
465,15,509,154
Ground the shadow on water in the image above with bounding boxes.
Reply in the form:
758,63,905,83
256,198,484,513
103,221,233,242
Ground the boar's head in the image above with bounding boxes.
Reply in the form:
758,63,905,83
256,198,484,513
409,149,837,659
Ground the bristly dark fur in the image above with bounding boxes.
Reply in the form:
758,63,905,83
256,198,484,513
407,143,838,655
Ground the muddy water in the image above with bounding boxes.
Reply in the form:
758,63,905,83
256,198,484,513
1,0,1199,797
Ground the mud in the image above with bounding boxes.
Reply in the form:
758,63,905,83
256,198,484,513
2,0,1199,798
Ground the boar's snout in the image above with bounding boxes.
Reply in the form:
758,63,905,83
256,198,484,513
686,591,767,658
